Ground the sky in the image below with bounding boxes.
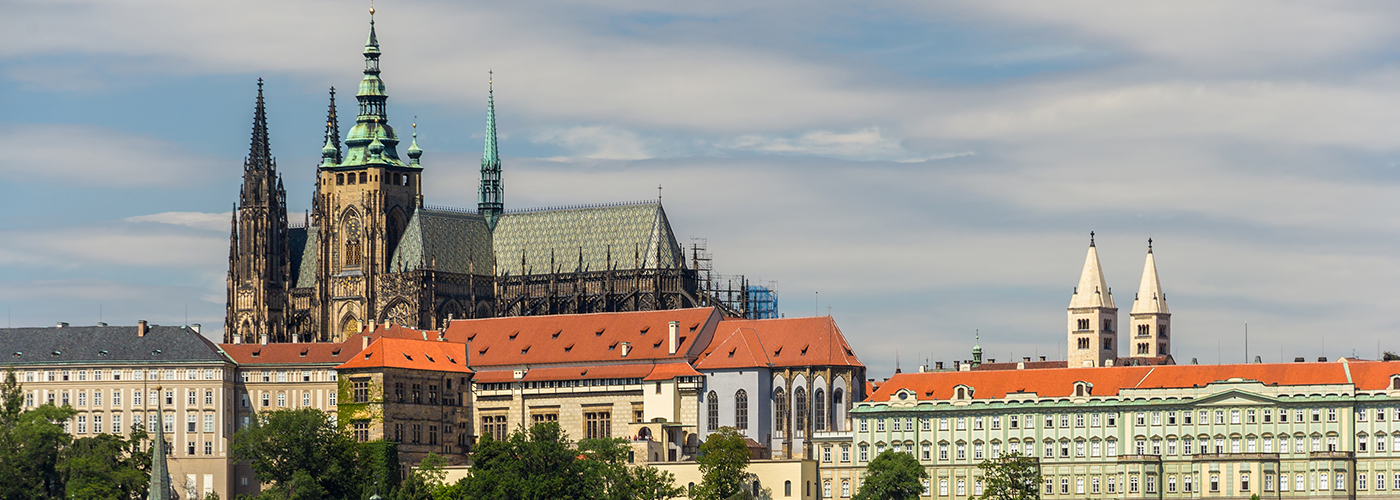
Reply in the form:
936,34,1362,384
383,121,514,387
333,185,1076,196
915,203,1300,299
4,0,1400,378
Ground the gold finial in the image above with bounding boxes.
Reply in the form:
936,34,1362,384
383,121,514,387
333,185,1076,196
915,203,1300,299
369,0,375,15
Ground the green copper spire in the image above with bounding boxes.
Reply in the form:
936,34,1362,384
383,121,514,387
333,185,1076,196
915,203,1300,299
331,6,409,170
972,330,982,366
146,385,171,500
407,119,422,165
478,72,503,230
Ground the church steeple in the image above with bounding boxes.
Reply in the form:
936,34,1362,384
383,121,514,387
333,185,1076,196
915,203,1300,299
335,7,407,169
1068,232,1119,368
1130,239,1172,359
146,385,171,500
247,78,272,171
479,72,503,230
324,87,342,164
226,80,290,344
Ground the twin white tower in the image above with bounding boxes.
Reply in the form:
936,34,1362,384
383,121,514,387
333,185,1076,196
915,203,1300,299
1067,234,1171,368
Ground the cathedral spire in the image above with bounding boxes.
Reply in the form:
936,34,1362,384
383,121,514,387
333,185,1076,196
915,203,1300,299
247,78,272,170
146,385,171,500
1069,232,1114,309
324,87,342,164
479,71,503,230
1129,239,1172,359
334,6,406,169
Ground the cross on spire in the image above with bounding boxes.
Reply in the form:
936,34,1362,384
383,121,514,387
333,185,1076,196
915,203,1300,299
1089,231,1095,247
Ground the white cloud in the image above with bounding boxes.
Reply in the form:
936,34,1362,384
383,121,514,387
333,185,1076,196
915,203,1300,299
532,126,654,160
0,123,221,186
126,212,232,232
721,127,967,162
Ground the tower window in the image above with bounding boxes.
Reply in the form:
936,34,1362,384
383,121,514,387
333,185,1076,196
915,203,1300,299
1160,326,1168,338
359,172,367,184
1137,343,1149,355
1103,319,1112,332
1077,319,1090,331
1077,338,1090,349
1104,338,1113,350
336,173,345,185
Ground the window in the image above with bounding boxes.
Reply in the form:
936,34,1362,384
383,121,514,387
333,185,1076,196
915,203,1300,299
301,392,310,407
877,419,885,432
1043,478,1052,495
1230,410,1240,424
1184,475,1192,493
938,443,947,460
276,392,286,408
1210,474,1219,492
939,417,948,431
1108,477,1117,494
204,441,212,455
956,442,965,460
328,392,337,406
1061,477,1070,495
1106,413,1116,426
1106,440,1117,456
1263,409,1272,423
1075,441,1085,457
707,391,719,430
77,391,86,406
860,445,869,462
352,379,369,403
1328,408,1337,422
188,390,197,406
1146,475,1156,493
794,388,807,434
841,446,849,462
958,479,967,497
941,479,950,496
1241,474,1250,491
735,390,749,430
1358,473,1365,491
76,415,87,433
974,442,984,459
585,411,611,439
859,419,868,432
1010,415,1019,429
823,447,832,463
957,417,966,430
922,443,930,461
1297,474,1306,492
1215,410,1225,424
841,480,850,498
974,416,983,430
261,393,269,407
815,389,826,431
1092,477,1101,494
922,417,931,431
1152,412,1161,425
204,414,214,433
1168,476,1177,493
204,390,213,405
991,416,1000,430
187,414,196,432
1091,441,1101,457
1312,409,1321,422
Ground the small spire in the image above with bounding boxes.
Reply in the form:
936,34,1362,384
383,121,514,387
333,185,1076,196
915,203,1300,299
479,70,503,230
323,87,342,164
1089,230,1095,247
1147,237,1153,253
247,78,272,170
407,118,422,165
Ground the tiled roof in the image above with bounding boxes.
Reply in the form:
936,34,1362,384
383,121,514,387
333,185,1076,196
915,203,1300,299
389,209,494,274
220,341,359,365
696,316,862,369
492,202,683,275
436,308,721,368
645,361,702,381
971,360,1069,371
475,363,657,384
1345,360,1400,390
869,361,1365,402
336,337,472,374
0,325,226,365
294,227,318,288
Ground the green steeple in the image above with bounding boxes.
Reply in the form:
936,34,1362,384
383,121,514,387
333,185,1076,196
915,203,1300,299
407,120,422,165
972,330,983,366
478,72,503,229
332,8,410,170
146,386,171,500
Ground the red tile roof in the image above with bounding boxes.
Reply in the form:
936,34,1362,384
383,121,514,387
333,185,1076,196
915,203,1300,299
336,337,473,374
869,361,1363,402
1346,360,1400,390
696,316,862,369
645,361,702,381
472,361,702,384
220,341,361,365
432,308,721,368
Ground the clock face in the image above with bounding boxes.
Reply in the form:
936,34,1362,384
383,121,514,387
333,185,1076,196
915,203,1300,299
346,219,362,240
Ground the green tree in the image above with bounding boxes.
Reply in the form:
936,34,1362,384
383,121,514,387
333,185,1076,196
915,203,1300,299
0,368,77,500
693,427,751,500
395,453,446,500
60,431,152,500
854,450,928,500
230,408,374,500
976,451,1039,500
576,437,682,500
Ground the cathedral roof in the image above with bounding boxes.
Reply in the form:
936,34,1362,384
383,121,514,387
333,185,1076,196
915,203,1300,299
492,201,684,275
389,209,494,273
383,201,685,276
293,227,317,288
0,324,227,365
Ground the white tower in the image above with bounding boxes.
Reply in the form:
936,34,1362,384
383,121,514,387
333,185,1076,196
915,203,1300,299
1129,239,1170,360
1068,232,1118,368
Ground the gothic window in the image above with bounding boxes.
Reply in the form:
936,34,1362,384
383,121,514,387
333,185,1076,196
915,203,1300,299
1077,318,1089,330
341,317,361,339
707,391,719,431
815,389,827,431
1104,338,1113,350
1160,325,1169,338
359,172,367,184
1137,343,1149,355
735,390,749,430
347,172,357,185
794,387,808,435
774,388,788,433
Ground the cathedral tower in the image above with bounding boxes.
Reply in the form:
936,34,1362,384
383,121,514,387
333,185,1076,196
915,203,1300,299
312,9,424,341
225,80,291,343
1129,239,1171,359
478,75,503,229
1067,233,1118,368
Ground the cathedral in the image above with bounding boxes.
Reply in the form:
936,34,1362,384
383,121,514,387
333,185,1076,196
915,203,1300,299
226,12,726,344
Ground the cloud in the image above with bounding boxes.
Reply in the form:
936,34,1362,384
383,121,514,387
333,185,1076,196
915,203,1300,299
721,127,968,162
532,126,654,160
126,212,232,232
0,123,222,186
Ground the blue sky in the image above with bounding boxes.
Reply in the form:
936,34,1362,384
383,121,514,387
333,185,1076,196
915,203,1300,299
6,0,1400,377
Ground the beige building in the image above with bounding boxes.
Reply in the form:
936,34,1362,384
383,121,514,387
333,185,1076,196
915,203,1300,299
653,459,819,500
0,322,238,500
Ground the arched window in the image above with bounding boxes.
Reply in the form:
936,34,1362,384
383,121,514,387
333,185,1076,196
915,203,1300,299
707,391,719,431
343,217,363,268
735,390,749,430
785,481,792,496
774,388,788,433
814,388,827,431
795,387,808,435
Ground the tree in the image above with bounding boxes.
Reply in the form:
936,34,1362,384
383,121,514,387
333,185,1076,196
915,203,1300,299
576,437,683,500
854,450,927,500
693,427,751,500
459,422,587,500
230,408,372,500
0,368,77,500
395,453,446,500
976,451,1040,500
60,432,152,500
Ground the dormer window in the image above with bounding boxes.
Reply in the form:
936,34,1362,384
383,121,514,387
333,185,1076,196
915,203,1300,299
953,385,973,401
1074,382,1093,397
1391,374,1400,390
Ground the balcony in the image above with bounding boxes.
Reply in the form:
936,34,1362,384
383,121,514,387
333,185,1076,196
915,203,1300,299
1190,453,1280,462
1309,451,1355,460
1117,454,1162,463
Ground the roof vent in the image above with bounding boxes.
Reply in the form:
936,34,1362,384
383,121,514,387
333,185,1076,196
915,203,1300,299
520,346,530,355
509,332,518,340
595,328,605,337
56,322,68,328
99,350,108,356
564,344,574,353
300,349,309,357
424,354,434,362
51,351,61,356
11,352,20,357
403,353,413,361
552,330,561,339
97,322,107,327
332,348,341,356
1319,357,1328,362
1294,357,1306,363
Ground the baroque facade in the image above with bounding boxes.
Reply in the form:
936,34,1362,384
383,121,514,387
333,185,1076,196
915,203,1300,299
226,11,713,345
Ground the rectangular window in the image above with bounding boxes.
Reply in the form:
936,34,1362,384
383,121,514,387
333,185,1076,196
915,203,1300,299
841,446,850,462
956,443,965,460
187,414,196,432
1263,409,1272,423
1184,476,1192,493
1230,410,1240,424
859,419,868,432
973,417,982,430
205,391,213,405
974,442,984,460
1045,414,1055,428
1009,415,1019,429
1106,413,1116,427
76,415,87,433
938,443,947,460
1146,475,1156,493
585,411,612,439
1184,411,1193,424
77,391,86,406
1075,441,1085,457
877,419,886,432
1108,477,1116,494
1107,440,1117,456
1060,414,1069,428
939,417,948,431
860,445,869,462
921,417,930,431
1129,475,1139,493
956,417,965,430
1091,441,1101,457
1241,474,1250,492
921,444,929,461
204,441,212,455
991,416,1000,430
1328,408,1337,422
1167,439,1177,455
1151,412,1161,425
1168,476,1177,493
1311,409,1320,422
1060,478,1069,495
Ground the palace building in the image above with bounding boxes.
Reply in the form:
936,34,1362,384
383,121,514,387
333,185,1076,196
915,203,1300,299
225,10,757,345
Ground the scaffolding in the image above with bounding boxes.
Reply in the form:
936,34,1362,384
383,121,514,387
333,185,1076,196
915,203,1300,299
689,239,778,320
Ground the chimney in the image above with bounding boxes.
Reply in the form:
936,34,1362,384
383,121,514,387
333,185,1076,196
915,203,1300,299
291,334,299,344
935,361,943,370
137,320,148,337
260,334,268,345
1318,356,1327,362
668,321,679,355
56,322,68,328
1039,356,1047,362
362,336,370,350
233,335,241,345
367,320,377,334
190,323,200,334
621,342,632,358
952,360,960,370
1104,359,1114,367
1022,356,1031,362
1016,362,1025,370
437,331,445,342
918,365,926,373
97,322,107,327
1294,357,1305,363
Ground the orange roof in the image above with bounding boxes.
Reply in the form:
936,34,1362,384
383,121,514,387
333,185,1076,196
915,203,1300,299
1345,360,1400,390
645,361,702,381
696,316,862,369
220,341,361,365
336,337,473,374
868,362,1363,402
473,363,655,383
431,308,721,368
